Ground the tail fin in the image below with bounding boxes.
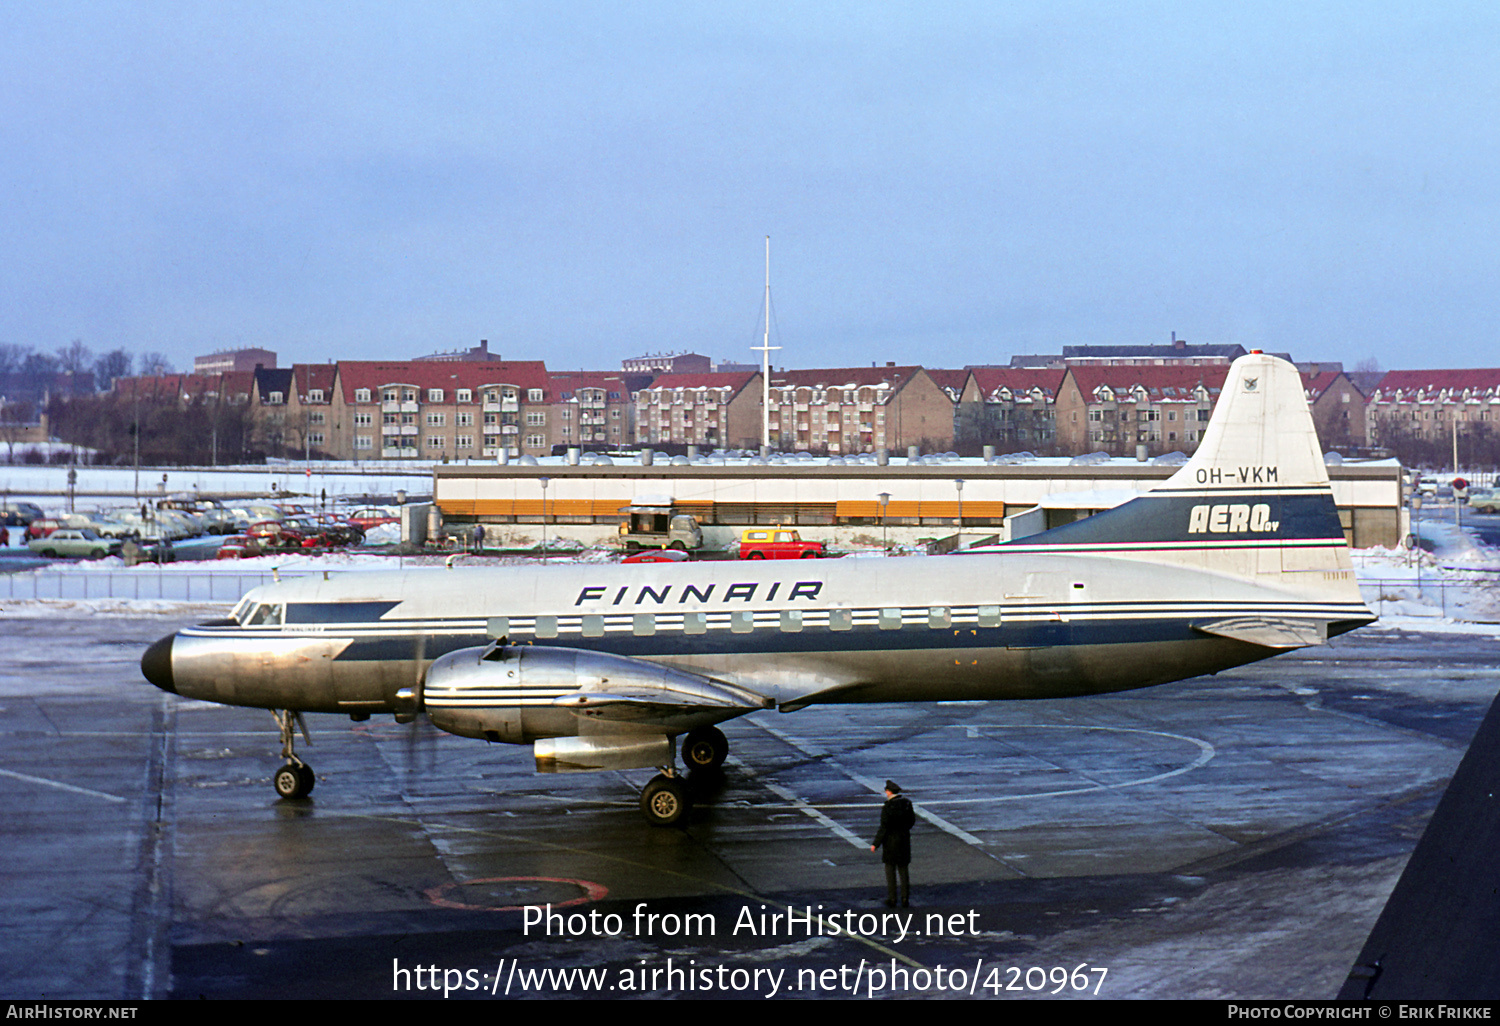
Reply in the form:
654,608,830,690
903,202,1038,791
1013,351,1358,584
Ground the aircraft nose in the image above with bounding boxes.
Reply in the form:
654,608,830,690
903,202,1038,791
141,634,176,693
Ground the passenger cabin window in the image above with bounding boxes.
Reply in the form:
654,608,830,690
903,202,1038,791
633,613,655,636
977,605,1002,628
780,609,803,633
880,608,903,630
684,613,707,635
581,615,604,638
534,616,558,639
928,607,951,629
829,609,853,632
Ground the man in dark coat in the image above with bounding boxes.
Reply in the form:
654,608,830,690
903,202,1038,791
871,780,915,907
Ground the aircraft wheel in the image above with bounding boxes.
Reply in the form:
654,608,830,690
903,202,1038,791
640,774,690,827
297,762,316,795
274,762,312,799
681,726,728,771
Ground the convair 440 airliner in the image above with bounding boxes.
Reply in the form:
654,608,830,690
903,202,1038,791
141,352,1375,824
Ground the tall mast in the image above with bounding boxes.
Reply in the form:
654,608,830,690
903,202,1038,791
754,235,780,453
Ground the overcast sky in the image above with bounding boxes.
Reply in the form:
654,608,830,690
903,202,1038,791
3,2,1497,373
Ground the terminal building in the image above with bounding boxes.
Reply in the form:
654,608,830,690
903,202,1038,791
430,453,1404,552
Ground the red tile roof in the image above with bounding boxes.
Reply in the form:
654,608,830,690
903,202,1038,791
1300,371,1360,400
968,367,1067,400
923,369,970,396
548,371,633,400
640,371,760,396
1064,364,1228,402
1372,369,1500,400
769,366,922,389
336,361,552,403
293,364,338,400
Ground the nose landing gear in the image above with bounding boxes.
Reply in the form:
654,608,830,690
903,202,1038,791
271,710,315,799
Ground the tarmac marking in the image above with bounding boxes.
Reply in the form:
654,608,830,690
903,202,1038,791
426,875,609,912
740,722,1216,810
728,755,868,849
341,810,924,969
750,720,988,850
0,766,127,803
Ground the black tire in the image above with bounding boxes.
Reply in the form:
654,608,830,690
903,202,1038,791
668,540,686,550
90,549,105,559
640,774,690,827
297,763,316,796
800,550,818,558
41,549,57,558
682,726,728,771
274,763,311,799
747,551,764,559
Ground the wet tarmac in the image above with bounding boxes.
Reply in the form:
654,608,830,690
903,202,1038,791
1,607,1496,1000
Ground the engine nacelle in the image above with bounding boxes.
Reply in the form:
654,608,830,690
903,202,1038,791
534,735,675,773
421,643,769,747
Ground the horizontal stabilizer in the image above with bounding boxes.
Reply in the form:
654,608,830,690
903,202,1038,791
1192,616,1327,649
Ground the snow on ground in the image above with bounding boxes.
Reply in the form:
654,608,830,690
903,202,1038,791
0,462,435,504
1,598,222,618
5,519,1500,637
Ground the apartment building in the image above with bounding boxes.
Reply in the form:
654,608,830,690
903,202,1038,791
330,361,553,460
1366,369,1500,461
1055,365,1227,457
633,371,763,450
1302,370,1368,450
193,347,277,375
761,366,955,454
549,371,645,451
953,367,1065,455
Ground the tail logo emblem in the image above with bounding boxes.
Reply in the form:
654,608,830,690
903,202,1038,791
1243,377,1259,392
1187,503,1279,534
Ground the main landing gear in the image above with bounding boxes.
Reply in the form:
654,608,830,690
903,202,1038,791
271,709,315,799
638,726,731,827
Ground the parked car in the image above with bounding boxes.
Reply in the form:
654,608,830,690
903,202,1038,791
247,519,303,552
1,501,44,526
216,535,264,559
1468,488,1500,514
26,517,65,541
622,548,691,563
348,507,399,531
60,512,132,538
28,528,121,559
738,527,826,559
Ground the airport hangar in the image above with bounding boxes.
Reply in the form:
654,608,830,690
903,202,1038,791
429,452,1405,551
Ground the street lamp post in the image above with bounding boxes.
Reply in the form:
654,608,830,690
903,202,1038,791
878,491,891,553
538,476,550,557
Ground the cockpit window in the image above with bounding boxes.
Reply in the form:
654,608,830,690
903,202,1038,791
243,603,283,626
230,597,255,624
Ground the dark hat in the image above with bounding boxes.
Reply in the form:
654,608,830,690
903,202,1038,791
885,780,901,794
